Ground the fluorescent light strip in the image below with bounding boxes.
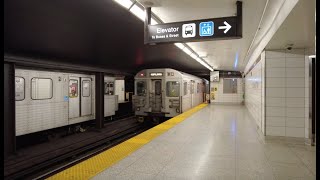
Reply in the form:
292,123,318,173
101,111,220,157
182,47,192,55
234,51,239,69
113,0,133,9
130,5,145,21
309,55,316,58
190,53,198,60
174,43,185,50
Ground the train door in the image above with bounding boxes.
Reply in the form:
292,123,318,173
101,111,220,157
69,77,80,119
81,78,92,116
151,79,162,112
190,80,195,107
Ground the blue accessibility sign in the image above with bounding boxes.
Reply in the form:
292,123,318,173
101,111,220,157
199,21,214,36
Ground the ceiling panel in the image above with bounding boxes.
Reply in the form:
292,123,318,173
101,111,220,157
149,0,268,72
266,0,315,55
4,0,209,76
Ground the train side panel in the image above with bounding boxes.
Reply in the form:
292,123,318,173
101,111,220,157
15,69,69,136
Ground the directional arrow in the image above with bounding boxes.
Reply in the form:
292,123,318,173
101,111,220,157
218,21,232,34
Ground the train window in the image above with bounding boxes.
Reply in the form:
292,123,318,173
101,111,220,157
197,83,200,93
155,81,161,95
137,81,146,96
109,82,114,95
183,82,187,95
223,79,237,94
104,82,114,95
69,79,78,98
82,80,91,97
15,77,25,101
190,82,194,94
166,81,180,97
31,78,53,100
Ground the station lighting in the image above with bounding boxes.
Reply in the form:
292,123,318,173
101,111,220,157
174,43,185,50
182,47,193,55
113,0,133,9
309,55,316,58
113,0,214,72
130,4,146,21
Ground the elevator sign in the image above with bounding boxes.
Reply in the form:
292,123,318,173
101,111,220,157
144,1,242,44
146,16,241,44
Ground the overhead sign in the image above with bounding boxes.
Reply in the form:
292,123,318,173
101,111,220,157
144,1,242,44
147,16,240,44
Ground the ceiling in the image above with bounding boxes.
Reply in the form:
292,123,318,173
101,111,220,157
4,0,209,77
139,0,315,72
266,0,315,55
4,0,315,76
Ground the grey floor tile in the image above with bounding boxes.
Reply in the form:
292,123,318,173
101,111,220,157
92,105,316,180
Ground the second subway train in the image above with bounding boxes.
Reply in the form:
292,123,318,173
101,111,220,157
133,68,209,123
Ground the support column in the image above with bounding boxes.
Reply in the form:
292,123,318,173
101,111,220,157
95,72,104,129
144,7,151,44
4,62,16,157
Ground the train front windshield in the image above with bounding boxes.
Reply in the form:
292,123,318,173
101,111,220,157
137,81,146,96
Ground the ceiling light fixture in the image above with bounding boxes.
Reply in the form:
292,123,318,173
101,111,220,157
113,0,133,9
129,4,145,21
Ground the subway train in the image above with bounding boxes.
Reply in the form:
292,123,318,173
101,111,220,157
15,68,120,136
133,68,209,123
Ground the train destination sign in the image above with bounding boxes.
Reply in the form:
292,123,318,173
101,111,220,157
144,1,242,44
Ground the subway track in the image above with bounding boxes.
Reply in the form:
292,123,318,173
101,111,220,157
4,117,152,180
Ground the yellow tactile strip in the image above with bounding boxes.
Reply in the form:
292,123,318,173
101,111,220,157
47,103,208,180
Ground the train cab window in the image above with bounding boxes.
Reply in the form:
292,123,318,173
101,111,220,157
82,80,91,97
183,82,187,95
197,83,200,93
166,81,180,97
190,82,194,94
104,82,114,95
223,79,237,93
69,79,78,98
15,77,25,101
155,81,161,95
137,81,146,96
31,78,53,100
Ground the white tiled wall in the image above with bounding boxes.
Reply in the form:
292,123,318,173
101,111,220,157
264,49,309,138
245,53,264,133
210,78,244,104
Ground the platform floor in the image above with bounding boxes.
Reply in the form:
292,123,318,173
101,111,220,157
91,104,315,180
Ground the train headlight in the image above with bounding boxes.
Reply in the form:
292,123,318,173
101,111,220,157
136,107,140,111
176,108,180,113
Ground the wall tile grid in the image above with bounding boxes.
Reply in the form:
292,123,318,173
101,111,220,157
265,49,308,138
245,56,263,132
210,78,244,104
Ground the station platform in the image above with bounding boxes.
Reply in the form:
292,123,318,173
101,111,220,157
48,104,316,180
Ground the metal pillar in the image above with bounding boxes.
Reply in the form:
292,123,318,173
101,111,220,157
95,72,104,129
4,62,16,157
236,1,243,37
144,7,151,44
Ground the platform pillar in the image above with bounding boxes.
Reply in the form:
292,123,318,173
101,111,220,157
4,62,16,157
95,72,104,129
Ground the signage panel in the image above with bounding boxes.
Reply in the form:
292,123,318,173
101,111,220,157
147,16,240,44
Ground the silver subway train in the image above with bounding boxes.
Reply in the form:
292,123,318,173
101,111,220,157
15,68,121,136
133,68,209,122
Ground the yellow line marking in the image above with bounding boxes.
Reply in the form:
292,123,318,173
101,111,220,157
47,103,208,180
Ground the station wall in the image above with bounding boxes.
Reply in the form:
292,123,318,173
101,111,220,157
245,49,310,139
210,78,244,104
245,52,265,134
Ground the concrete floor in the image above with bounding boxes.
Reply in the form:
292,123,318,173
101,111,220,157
92,105,316,180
